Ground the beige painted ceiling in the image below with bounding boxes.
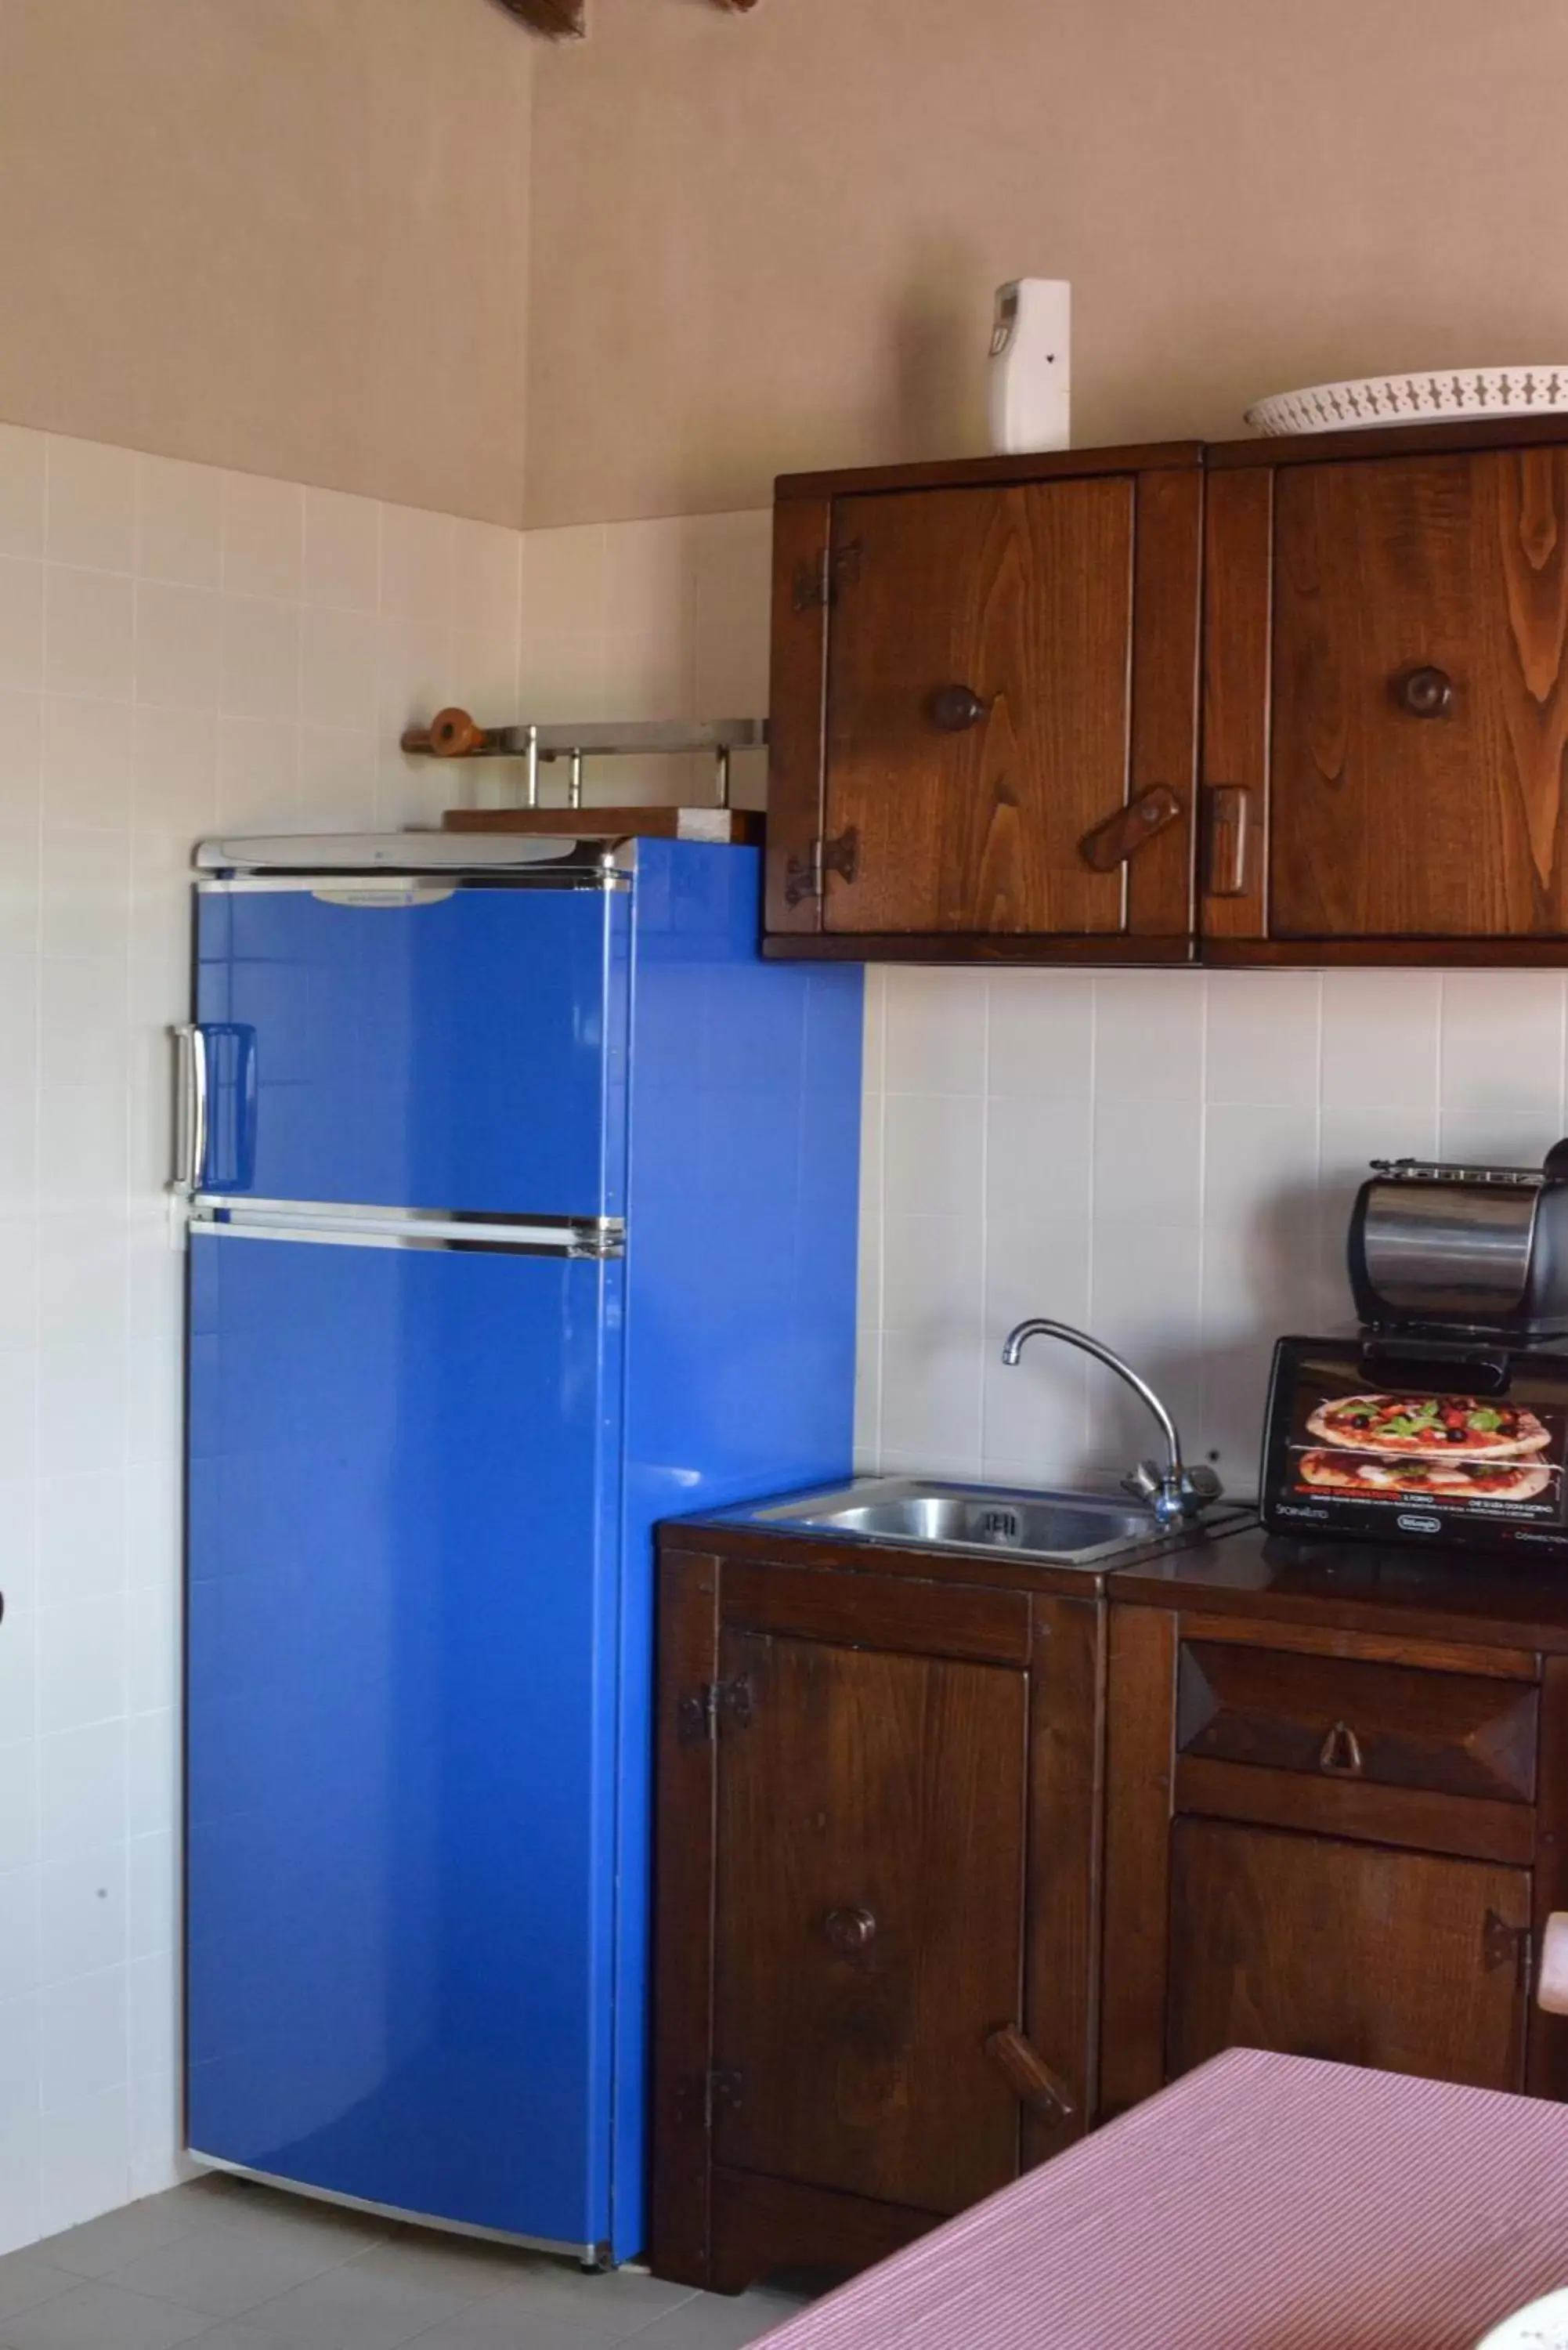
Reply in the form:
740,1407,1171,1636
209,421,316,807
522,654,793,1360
0,0,533,524
4,0,1568,530
523,0,1568,525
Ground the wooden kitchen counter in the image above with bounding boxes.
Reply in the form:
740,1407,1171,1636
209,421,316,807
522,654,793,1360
1115,1518,1568,1653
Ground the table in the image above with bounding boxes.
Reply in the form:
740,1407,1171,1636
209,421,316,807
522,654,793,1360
754,2049,1568,2349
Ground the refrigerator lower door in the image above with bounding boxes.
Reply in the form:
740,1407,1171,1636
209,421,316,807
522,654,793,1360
186,1224,624,2255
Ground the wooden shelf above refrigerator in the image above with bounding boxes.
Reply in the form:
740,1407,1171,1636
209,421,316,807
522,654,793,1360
443,807,763,844
404,709,768,847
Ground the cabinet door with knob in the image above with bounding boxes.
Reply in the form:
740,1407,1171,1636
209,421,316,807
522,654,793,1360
652,1537,1102,2294
711,1625,1028,2214
765,447,1203,961
1201,426,1568,960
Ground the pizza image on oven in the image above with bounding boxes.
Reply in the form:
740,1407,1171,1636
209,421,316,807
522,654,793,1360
1303,1394,1552,1459
1296,1449,1554,1502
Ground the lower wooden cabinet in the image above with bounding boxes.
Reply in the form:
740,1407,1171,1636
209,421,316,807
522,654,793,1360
652,1520,1568,2290
652,1535,1103,2294
1167,1818,1531,2089
713,1631,1028,2216
1101,1585,1568,2119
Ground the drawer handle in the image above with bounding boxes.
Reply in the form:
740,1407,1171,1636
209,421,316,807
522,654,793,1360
1319,1720,1364,1777
1398,665,1454,718
822,1904,878,1955
985,2025,1078,2121
929,684,989,733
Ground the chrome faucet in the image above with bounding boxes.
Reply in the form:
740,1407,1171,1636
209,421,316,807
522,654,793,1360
1000,1318,1223,1529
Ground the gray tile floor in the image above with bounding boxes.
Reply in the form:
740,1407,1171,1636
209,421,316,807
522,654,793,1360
0,2176,811,2350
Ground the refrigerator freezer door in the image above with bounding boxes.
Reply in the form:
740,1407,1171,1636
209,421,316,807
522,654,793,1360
193,881,627,1216
186,1228,624,2251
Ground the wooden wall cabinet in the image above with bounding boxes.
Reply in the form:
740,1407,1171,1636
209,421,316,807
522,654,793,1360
765,446,1205,964
652,1532,1104,2294
1202,420,1568,965
766,418,1568,967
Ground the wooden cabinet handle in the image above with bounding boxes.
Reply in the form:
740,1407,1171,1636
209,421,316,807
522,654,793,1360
1205,784,1252,898
1078,786,1182,873
822,1905,878,1955
984,2025,1077,2120
928,685,988,733
1398,666,1454,718
1318,1720,1364,1777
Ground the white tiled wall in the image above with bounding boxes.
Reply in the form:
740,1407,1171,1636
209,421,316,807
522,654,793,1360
0,441,773,2255
0,424,535,2254
512,510,774,808
856,967,1568,1497
7,447,1568,2253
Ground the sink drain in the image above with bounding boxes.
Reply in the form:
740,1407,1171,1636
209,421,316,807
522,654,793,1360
977,1507,1022,1544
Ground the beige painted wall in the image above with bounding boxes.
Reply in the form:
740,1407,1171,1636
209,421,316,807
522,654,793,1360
525,0,1568,526
0,0,533,525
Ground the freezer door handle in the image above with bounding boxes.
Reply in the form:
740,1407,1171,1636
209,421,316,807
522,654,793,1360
187,1200,626,1257
172,1023,208,1196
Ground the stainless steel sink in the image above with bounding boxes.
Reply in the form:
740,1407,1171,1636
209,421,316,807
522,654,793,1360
732,1477,1173,1567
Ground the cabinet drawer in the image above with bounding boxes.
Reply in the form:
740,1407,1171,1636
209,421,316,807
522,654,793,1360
1176,1641,1538,1804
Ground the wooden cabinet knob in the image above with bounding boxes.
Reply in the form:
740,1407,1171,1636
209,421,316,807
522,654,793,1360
822,1904,877,1954
928,685,988,733
1398,666,1454,718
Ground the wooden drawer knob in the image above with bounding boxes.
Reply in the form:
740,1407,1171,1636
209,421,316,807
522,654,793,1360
928,685,988,732
822,1905,877,1954
1398,666,1454,718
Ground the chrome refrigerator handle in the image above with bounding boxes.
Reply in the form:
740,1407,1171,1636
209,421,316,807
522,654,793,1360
172,1023,208,1195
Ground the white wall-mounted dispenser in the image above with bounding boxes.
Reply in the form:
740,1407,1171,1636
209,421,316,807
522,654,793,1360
988,279,1071,455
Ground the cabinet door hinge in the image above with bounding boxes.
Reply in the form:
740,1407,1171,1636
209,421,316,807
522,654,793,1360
1483,1908,1534,1991
677,1676,754,1744
782,826,859,909
674,2066,743,2129
709,2066,743,2125
791,540,862,612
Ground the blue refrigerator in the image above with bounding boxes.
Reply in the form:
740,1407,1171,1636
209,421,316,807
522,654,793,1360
182,833,862,2265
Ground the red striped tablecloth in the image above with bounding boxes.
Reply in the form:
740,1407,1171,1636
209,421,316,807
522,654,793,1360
754,2049,1568,2350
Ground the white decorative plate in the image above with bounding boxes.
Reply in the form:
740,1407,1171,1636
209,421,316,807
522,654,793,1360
1245,367,1568,436
1475,2285,1568,2348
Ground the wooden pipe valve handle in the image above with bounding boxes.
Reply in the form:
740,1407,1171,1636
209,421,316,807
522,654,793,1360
400,706,489,758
